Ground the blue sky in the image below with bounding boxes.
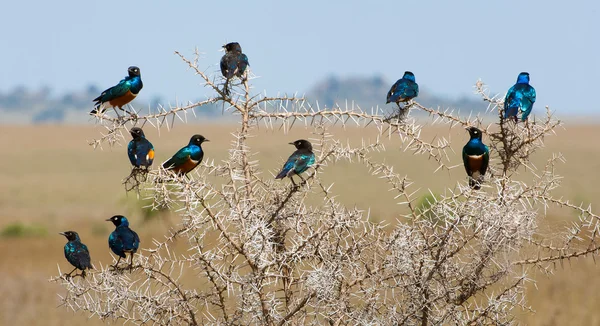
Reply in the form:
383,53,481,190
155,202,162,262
2,0,599,114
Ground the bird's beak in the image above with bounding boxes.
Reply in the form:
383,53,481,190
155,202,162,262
219,46,226,52
105,218,112,221
288,142,294,145
59,232,66,236
204,139,210,142
464,126,471,130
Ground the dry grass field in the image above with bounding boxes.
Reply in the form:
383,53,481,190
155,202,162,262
0,122,599,325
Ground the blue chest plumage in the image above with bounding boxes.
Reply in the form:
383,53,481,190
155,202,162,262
463,139,488,156
108,225,140,258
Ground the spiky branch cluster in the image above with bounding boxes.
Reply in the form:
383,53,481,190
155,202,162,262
52,50,599,325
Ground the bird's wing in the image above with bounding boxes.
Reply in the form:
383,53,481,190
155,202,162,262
220,56,228,77
519,85,537,120
462,147,472,176
127,141,137,166
135,139,154,166
94,79,131,103
220,55,237,78
236,54,249,77
480,146,490,175
386,80,400,103
503,85,521,117
408,81,419,98
76,243,92,268
132,229,140,249
163,147,191,169
275,154,297,179
293,153,314,173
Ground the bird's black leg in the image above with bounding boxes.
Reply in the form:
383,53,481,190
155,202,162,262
113,256,122,270
113,107,122,118
298,174,306,184
223,79,231,97
289,176,297,188
81,270,87,279
65,267,78,279
129,253,134,271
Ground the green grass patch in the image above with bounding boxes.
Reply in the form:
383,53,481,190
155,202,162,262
1,222,47,238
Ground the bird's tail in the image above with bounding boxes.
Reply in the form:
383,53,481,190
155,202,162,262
90,102,104,114
275,170,288,179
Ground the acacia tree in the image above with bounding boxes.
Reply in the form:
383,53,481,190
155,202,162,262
52,49,600,325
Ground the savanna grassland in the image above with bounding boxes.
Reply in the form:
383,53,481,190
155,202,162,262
0,122,599,325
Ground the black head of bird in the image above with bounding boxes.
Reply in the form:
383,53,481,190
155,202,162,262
466,126,483,140
59,231,79,241
190,134,209,145
106,215,125,227
289,139,312,151
223,42,242,53
130,127,145,139
128,66,141,77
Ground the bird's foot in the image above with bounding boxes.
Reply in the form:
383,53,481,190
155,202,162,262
109,264,123,272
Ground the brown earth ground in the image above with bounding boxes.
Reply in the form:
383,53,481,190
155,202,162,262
0,122,599,325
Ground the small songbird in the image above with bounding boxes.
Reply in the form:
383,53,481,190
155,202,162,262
220,42,249,96
162,134,209,176
128,127,154,169
60,231,93,278
275,139,316,184
91,66,143,114
504,72,536,122
462,127,490,190
106,215,140,269
386,71,419,108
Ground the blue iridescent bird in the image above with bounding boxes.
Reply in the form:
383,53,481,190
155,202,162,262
128,127,154,170
220,42,249,96
504,72,536,122
386,71,419,108
462,127,490,190
60,231,93,278
275,139,315,185
107,215,140,269
162,134,209,176
91,66,143,114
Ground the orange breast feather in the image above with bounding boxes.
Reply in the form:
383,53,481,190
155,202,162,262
468,155,483,171
109,90,137,108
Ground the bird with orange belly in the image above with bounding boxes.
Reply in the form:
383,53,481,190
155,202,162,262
462,127,489,190
91,66,143,114
162,134,209,176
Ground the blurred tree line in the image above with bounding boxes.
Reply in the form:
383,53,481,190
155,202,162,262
0,76,488,123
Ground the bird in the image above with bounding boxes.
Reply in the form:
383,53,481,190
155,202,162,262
220,42,249,96
106,215,140,269
386,71,419,108
162,134,209,176
91,66,143,114
275,139,315,185
128,127,154,170
59,231,93,278
462,127,490,190
504,72,536,122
